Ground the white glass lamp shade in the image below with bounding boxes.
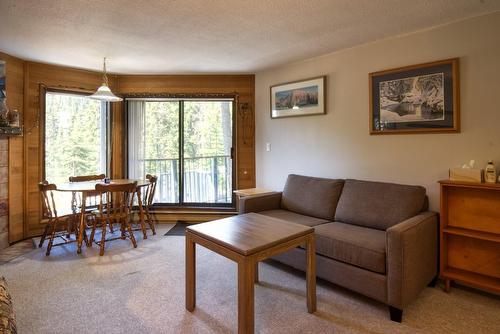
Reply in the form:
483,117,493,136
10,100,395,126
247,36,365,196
88,84,123,102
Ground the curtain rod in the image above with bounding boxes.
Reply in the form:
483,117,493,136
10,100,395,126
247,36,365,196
126,97,235,102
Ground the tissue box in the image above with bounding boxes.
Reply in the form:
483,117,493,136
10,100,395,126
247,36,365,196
449,168,483,183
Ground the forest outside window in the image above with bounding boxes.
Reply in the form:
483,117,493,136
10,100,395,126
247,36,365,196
127,98,234,207
44,91,109,183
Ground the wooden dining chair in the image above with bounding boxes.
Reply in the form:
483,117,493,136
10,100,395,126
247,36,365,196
132,174,158,237
69,174,111,233
143,174,158,235
69,173,105,211
68,174,106,183
38,181,84,256
89,182,138,256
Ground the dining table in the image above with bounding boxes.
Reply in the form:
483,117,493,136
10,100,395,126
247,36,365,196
55,178,150,254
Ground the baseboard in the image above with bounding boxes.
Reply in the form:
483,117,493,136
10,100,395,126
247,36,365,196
133,210,237,223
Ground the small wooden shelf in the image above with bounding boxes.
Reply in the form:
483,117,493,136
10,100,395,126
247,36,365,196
0,126,22,137
439,181,500,295
443,227,500,243
442,267,500,294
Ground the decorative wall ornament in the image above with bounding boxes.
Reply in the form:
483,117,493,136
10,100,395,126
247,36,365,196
123,92,239,99
238,102,250,145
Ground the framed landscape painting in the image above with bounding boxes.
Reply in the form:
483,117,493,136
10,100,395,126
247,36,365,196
270,76,325,119
369,58,459,134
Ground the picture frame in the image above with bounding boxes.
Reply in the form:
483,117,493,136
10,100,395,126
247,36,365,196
369,58,459,134
0,60,8,128
0,60,6,110
270,76,326,119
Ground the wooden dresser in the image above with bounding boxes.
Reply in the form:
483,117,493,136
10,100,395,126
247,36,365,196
439,180,500,294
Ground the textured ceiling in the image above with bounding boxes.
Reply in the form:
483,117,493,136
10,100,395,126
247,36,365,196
0,0,499,74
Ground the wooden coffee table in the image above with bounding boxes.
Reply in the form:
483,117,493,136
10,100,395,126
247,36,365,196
185,212,316,334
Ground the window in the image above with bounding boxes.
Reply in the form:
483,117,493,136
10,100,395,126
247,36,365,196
44,91,109,183
127,99,234,207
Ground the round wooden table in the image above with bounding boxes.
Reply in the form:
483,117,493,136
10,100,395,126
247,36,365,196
56,179,150,192
55,179,150,254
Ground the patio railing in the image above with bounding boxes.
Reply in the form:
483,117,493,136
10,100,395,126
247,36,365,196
142,155,232,204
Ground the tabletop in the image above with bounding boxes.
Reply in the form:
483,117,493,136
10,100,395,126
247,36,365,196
186,212,313,256
56,179,150,192
233,188,275,197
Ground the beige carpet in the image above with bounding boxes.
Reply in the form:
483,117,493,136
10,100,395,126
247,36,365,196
1,225,499,334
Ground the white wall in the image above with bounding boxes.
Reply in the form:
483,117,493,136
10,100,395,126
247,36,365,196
255,12,500,211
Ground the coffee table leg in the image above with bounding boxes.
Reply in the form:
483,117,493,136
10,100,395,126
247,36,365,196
238,258,255,334
306,234,316,313
186,232,196,312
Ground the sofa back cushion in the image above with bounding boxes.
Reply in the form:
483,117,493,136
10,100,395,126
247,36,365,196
281,174,344,220
335,179,426,230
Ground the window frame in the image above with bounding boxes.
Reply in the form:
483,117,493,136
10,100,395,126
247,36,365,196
124,94,238,209
41,86,111,182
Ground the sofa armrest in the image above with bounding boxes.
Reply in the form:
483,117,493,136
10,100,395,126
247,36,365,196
238,192,282,214
386,211,438,309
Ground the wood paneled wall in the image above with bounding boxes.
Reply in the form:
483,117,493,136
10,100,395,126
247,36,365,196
118,75,256,190
0,52,25,243
110,101,125,179
0,52,255,240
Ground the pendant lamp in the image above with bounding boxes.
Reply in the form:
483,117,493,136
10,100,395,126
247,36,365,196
88,57,122,102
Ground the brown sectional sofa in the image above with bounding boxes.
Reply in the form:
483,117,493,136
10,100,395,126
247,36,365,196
239,174,438,322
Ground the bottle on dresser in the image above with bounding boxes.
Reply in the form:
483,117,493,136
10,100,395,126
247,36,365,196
484,160,497,183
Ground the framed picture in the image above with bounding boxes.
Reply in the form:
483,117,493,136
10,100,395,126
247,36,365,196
270,76,326,119
369,58,459,134
0,60,5,106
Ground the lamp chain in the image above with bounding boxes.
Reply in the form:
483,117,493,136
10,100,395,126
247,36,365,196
103,57,109,86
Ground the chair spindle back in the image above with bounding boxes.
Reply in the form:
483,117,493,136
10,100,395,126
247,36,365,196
69,174,106,211
144,174,158,206
69,174,106,183
39,181,59,219
95,182,138,222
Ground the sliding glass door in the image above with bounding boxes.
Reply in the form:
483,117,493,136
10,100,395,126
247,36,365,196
128,101,180,203
183,101,233,204
128,99,234,207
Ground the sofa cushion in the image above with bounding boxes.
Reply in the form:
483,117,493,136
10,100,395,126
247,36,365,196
314,222,386,274
281,174,344,220
0,277,17,334
335,179,426,230
259,209,329,227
